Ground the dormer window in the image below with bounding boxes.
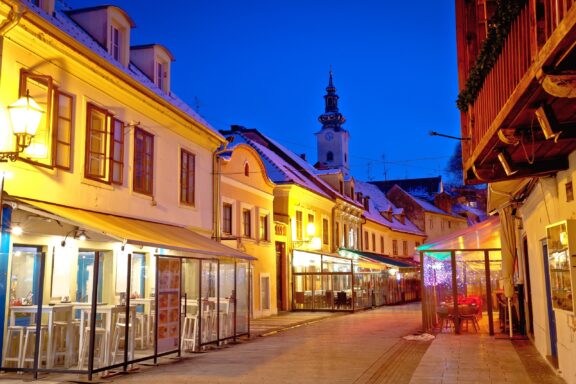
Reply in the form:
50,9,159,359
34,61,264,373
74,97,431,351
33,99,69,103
31,0,55,15
155,61,166,90
110,25,121,61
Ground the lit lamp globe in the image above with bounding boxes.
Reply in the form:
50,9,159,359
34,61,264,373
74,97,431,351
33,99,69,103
8,92,44,150
306,222,316,237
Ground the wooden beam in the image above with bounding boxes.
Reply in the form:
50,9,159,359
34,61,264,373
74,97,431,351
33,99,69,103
465,156,569,184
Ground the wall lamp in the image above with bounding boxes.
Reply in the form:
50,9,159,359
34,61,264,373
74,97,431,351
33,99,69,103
497,151,517,176
0,91,44,162
535,105,562,143
61,228,88,247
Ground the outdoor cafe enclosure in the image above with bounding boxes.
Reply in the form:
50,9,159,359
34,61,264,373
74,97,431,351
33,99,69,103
419,217,503,335
0,199,252,379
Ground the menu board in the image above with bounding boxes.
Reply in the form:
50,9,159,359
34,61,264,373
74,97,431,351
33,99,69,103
157,257,181,352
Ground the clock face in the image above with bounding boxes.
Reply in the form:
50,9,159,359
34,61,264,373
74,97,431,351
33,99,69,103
325,132,334,141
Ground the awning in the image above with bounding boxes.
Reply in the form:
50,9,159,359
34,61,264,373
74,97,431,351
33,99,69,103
487,179,532,213
417,215,501,252
14,198,255,260
338,248,418,268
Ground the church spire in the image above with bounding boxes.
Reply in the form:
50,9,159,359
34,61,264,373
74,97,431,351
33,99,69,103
318,68,346,130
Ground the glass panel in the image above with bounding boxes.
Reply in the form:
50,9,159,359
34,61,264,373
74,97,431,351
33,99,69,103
333,274,352,310
127,252,155,362
200,260,218,344
181,258,199,353
156,257,180,354
235,262,249,335
219,261,235,340
315,275,333,310
292,251,320,273
354,271,371,309
422,252,455,332
322,255,351,272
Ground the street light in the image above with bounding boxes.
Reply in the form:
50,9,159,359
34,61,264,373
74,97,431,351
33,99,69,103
0,91,44,162
0,91,44,248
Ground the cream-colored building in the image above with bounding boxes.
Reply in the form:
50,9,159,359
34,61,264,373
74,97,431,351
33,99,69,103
0,0,252,377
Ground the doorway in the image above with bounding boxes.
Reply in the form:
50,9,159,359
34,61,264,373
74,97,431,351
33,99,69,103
541,240,558,365
275,242,286,311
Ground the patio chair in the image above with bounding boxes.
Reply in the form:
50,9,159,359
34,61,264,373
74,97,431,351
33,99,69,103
459,304,480,332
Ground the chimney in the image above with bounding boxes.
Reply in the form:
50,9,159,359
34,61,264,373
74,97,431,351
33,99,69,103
300,153,306,161
434,193,453,214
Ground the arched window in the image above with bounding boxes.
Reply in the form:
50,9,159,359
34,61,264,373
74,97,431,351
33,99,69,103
344,153,347,162
327,151,334,162
244,162,250,176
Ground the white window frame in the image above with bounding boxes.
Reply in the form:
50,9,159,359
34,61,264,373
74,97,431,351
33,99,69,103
260,273,271,312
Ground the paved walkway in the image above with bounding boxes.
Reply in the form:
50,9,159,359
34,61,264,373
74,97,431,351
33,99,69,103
0,304,565,384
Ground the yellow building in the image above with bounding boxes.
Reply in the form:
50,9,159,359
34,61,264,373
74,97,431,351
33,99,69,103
218,142,277,318
0,0,252,377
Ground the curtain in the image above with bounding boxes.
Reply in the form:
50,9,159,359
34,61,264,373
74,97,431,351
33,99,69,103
498,206,516,298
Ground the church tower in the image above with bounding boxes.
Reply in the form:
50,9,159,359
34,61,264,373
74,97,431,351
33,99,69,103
315,69,350,176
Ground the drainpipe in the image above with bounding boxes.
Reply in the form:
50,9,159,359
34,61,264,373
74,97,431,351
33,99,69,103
212,137,233,242
0,2,25,37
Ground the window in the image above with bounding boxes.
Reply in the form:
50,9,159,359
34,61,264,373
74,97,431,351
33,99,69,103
85,103,109,181
155,61,165,90
339,181,343,194
243,209,252,238
415,241,420,248
223,203,232,235
371,233,376,252
180,149,195,206
403,240,408,256
380,236,384,253
308,214,314,236
260,274,270,311
343,224,348,248
244,162,250,176
322,218,329,245
335,222,340,247
448,221,452,229
110,118,123,184
54,92,73,170
429,218,434,229
364,231,369,251
259,214,269,241
110,25,121,61
441,220,445,230
327,151,333,162
133,127,154,195
350,186,354,199
295,211,303,240
85,103,124,184
392,240,398,256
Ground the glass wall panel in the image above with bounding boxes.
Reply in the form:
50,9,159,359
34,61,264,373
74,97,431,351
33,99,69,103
128,252,156,362
181,258,199,353
422,253,454,332
235,262,249,335
333,274,352,310
219,261,235,340
200,260,218,345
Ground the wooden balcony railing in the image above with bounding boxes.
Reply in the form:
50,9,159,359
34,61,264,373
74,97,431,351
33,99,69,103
462,0,575,164
463,4,533,161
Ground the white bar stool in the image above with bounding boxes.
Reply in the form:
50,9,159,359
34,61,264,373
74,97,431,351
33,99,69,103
181,315,198,352
21,325,48,368
2,325,24,368
77,327,107,369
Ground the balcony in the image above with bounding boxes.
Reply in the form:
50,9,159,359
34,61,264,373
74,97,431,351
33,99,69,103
457,0,576,184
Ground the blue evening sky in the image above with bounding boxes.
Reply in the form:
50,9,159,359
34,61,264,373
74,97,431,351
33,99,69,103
66,0,461,182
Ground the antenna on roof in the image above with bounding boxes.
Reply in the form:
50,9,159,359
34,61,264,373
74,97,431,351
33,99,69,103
381,154,388,181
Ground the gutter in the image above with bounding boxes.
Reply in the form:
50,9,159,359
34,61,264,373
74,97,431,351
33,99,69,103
0,1,24,36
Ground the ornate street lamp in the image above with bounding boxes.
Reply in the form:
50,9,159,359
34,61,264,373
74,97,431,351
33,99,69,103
0,91,44,162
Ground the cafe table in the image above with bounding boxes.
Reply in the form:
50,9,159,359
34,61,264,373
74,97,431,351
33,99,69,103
9,303,73,368
73,303,136,367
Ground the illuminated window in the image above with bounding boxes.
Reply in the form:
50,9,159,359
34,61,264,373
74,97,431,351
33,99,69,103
133,127,154,195
180,149,195,206
223,203,232,235
222,203,232,235
380,236,384,253
403,240,408,256
322,218,329,245
84,103,123,184
54,92,73,170
85,103,110,181
259,214,269,241
372,233,376,252
392,240,398,256
295,211,303,240
243,209,252,238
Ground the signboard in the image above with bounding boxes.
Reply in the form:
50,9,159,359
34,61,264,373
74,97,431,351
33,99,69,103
157,257,181,352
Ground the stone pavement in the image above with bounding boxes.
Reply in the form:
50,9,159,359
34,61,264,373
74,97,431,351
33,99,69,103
0,304,565,384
